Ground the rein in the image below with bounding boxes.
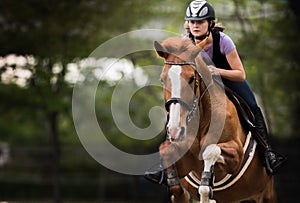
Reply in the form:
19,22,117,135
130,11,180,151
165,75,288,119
164,61,213,124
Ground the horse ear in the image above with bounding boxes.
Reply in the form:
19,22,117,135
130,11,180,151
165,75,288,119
154,41,168,59
190,45,203,59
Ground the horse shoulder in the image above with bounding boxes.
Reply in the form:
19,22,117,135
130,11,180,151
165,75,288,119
216,139,244,172
216,99,245,175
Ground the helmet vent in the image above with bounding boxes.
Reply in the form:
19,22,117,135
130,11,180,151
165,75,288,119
199,6,208,17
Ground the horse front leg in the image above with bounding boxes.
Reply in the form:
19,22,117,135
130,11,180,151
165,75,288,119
166,165,191,203
160,141,190,203
199,144,222,203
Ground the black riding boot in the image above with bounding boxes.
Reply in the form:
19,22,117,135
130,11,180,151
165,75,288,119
252,106,286,176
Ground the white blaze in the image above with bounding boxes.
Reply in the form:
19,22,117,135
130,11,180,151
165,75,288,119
167,65,182,139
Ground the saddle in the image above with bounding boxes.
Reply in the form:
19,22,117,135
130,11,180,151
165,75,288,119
222,85,269,148
223,86,255,134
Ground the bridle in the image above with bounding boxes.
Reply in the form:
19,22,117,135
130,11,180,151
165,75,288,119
164,61,213,124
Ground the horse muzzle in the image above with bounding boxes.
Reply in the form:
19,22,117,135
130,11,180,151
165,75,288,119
166,99,189,142
167,125,186,142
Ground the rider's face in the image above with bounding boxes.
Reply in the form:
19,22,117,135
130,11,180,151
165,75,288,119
188,20,209,37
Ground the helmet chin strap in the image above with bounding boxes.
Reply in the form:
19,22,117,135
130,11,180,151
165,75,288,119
195,30,210,41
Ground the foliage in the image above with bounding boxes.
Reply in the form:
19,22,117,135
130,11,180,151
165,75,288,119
0,0,164,201
237,0,300,137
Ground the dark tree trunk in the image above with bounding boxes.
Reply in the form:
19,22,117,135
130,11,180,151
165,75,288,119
49,111,61,203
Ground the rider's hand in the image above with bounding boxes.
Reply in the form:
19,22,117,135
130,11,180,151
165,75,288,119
208,65,220,75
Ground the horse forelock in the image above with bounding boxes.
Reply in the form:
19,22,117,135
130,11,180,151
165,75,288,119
162,37,195,61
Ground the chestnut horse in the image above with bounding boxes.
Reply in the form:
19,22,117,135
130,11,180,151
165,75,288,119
154,37,276,203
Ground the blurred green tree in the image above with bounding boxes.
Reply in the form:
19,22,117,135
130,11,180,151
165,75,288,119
235,0,300,138
0,0,163,202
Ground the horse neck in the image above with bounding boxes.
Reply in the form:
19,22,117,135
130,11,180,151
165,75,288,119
198,81,212,131
194,55,218,132
198,75,229,150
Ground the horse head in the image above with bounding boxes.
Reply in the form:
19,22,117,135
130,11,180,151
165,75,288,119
154,37,210,142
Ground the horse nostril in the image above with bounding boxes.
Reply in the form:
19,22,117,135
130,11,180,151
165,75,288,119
166,126,173,141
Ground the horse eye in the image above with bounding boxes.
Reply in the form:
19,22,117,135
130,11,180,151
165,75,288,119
189,76,195,84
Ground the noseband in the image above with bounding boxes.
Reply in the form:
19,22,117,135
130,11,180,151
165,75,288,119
164,61,212,124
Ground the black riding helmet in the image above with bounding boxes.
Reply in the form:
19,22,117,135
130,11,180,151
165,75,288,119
185,0,215,21
185,0,215,40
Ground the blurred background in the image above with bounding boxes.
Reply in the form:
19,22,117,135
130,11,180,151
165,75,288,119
0,0,299,202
